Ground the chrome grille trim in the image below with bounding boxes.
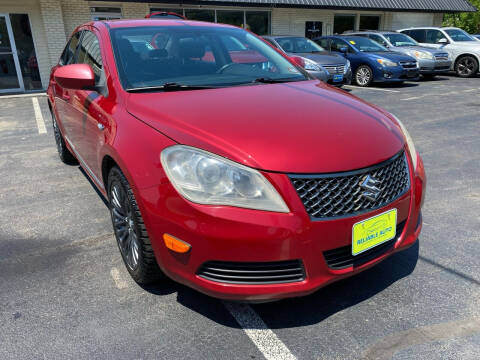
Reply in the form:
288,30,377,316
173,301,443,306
323,64,345,74
399,61,417,68
434,53,449,61
289,151,410,220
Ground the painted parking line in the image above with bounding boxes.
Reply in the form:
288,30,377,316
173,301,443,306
110,267,129,289
343,85,400,93
223,302,296,360
32,97,47,134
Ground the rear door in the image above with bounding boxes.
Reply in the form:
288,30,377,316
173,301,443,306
69,29,108,185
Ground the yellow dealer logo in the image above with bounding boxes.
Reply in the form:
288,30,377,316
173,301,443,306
352,209,397,256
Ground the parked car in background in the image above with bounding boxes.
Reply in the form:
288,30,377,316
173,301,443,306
399,27,480,77
315,36,419,87
263,35,352,86
47,19,425,301
347,31,451,79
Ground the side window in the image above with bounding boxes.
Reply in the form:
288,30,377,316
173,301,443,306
316,38,330,51
369,34,388,47
331,39,346,52
60,31,82,65
76,31,103,85
407,30,426,43
426,30,444,44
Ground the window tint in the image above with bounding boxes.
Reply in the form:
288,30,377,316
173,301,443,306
315,38,330,50
426,30,445,44
331,38,348,52
60,31,82,65
444,29,474,42
406,29,426,43
369,34,388,47
76,31,103,84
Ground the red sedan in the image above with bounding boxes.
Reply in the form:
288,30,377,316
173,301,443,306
47,19,425,302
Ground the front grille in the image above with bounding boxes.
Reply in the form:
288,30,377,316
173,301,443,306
197,260,305,284
290,151,410,220
323,64,345,74
323,221,406,270
435,53,449,61
399,61,417,69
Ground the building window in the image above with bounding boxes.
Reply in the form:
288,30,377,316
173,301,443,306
216,10,244,28
246,11,270,35
184,9,215,23
334,14,356,34
305,21,322,39
359,15,381,31
90,7,122,21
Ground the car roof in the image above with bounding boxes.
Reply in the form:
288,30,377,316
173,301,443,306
100,19,236,29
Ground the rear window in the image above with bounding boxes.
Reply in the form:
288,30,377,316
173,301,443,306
404,29,426,43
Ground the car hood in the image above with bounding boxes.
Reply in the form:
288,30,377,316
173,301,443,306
368,51,417,62
288,52,347,65
126,81,404,173
393,45,446,54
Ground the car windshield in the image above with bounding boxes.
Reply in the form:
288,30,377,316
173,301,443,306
444,29,476,42
385,33,418,47
275,37,325,53
344,37,388,52
109,25,306,90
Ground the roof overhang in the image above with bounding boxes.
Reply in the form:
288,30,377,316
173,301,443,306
90,0,477,13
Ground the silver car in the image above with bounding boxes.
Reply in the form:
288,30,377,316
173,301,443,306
399,27,480,77
348,31,451,79
263,35,352,87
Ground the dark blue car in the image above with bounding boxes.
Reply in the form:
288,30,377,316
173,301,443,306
314,36,420,87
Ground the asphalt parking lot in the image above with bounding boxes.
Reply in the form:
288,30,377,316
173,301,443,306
1,75,479,360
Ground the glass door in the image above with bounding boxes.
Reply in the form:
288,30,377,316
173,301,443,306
0,14,23,92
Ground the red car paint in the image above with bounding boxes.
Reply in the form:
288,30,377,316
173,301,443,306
48,20,425,301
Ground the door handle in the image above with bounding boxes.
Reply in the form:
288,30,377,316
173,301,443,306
97,123,105,131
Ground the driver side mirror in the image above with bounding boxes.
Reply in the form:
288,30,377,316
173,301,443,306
437,38,449,45
54,64,95,90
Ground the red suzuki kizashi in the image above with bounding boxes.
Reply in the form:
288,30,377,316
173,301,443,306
47,19,425,301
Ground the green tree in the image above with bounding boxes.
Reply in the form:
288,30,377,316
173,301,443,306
443,0,480,34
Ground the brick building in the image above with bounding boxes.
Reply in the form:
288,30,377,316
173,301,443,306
0,0,476,93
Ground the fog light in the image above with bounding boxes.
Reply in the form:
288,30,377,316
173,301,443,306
384,72,393,79
163,234,191,253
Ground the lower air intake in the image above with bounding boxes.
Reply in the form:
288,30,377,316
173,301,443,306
197,260,305,284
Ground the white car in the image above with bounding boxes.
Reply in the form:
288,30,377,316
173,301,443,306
399,27,480,77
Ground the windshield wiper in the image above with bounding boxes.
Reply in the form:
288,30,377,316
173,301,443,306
253,77,302,84
127,83,216,93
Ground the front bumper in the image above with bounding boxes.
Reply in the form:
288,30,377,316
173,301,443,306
374,65,420,82
418,58,452,74
137,152,426,301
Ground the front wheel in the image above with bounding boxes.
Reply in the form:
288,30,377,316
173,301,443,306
108,166,163,284
355,65,373,87
455,56,478,78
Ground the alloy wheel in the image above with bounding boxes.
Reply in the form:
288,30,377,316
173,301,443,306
457,57,477,77
356,67,372,86
110,182,140,270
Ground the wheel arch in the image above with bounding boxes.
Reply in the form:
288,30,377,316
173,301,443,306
454,53,480,66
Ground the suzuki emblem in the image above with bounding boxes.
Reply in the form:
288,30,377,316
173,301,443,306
360,175,382,201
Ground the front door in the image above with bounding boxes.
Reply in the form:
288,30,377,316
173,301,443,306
0,14,23,93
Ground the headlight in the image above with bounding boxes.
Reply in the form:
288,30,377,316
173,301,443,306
302,57,323,72
377,58,398,67
413,51,434,60
392,115,418,169
160,145,289,212
344,60,351,74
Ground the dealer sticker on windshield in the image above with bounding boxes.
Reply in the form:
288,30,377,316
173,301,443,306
352,209,397,256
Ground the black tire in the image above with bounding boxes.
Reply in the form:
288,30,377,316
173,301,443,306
421,74,436,80
455,55,478,78
355,65,373,87
107,166,163,284
51,111,78,165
